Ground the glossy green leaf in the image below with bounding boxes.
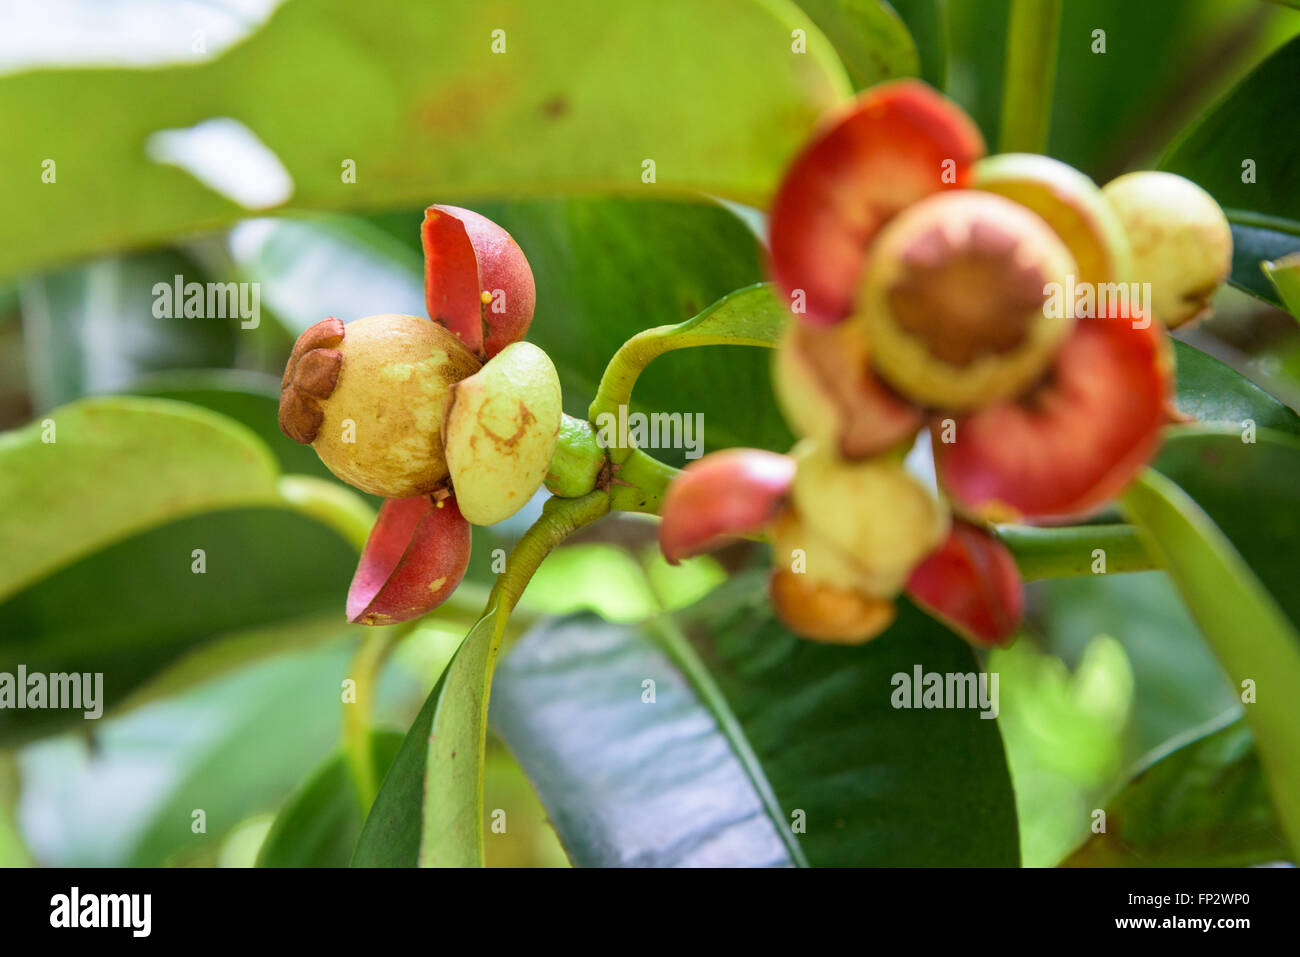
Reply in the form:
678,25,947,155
257,732,404,868
0,397,281,602
350,606,506,868
1172,339,1300,437
1226,216,1300,307
0,0,850,279
795,0,919,90
492,573,1020,867
1121,462,1300,855
1064,713,1290,867
1161,35,1300,305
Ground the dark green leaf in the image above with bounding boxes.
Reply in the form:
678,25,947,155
492,573,1021,867
1064,713,1290,867
257,731,404,867
1172,339,1300,437
1226,216,1300,307
886,0,947,88
1161,35,1300,305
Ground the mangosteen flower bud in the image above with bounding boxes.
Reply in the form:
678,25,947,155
789,440,950,598
859,190,1078,411
1101,171,1232,328
658,448,796,563
279,314,482,499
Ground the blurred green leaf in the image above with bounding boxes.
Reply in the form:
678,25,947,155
126,369,337,481
1,0,850,279
0,397,280,602
492,573,1020,866
18,251,238,411
0,511,359,744
1122,459,1300,856
1172,340,1300,436
946,0,1293,179
1161,36,1300,306
16,641,352,866
256,731,404,867
886,0,947,88
795,0,919,90
1064,713,1290,867
1031,573,1237,758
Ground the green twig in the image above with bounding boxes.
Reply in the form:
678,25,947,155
999,0,1063,154
997,523,1157,580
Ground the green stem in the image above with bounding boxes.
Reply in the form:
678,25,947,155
997,523,1157,580
588,318,777,464
610,447,681,515
341,626,405,810
276,475,375,552
999,0,1063,154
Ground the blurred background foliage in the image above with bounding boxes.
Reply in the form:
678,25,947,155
2,0,1298,867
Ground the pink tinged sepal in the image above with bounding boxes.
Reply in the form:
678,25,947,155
906,521,1023,646
658,449,796,564
347,494,472,625
422,205,536,358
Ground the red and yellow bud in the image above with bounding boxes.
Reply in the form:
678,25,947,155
347,494,472,625
658,449,796,563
